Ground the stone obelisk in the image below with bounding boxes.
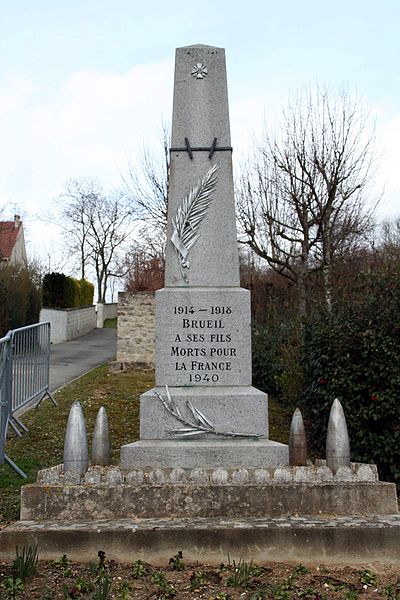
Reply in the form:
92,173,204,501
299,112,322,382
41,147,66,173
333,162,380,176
121,44,288,469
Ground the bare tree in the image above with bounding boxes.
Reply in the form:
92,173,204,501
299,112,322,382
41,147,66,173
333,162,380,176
121,123,170,243
58,179,97,280
380,217,400,258
58,179,134,302
123,242,165,292
237,85,378,316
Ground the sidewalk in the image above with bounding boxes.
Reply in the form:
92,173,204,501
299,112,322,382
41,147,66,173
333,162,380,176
49,328,117,392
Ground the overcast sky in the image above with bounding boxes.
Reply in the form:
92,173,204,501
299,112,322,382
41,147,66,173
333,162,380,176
1,0,399,268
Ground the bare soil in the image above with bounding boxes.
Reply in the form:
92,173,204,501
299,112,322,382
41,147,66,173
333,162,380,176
1,552,400,599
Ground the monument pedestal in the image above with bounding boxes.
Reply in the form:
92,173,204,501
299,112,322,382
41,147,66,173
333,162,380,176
121,44,288,471
121,438,288,470
139,386,270,439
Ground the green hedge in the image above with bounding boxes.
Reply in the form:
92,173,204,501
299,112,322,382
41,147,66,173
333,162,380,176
42,272,94,309
301,269,400,486
0,264,41,336
251,265,400,488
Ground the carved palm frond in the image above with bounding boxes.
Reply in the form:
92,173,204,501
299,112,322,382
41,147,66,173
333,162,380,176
171,164,218,282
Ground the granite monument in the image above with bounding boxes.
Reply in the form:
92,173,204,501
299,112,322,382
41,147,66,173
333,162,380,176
121,44,288,470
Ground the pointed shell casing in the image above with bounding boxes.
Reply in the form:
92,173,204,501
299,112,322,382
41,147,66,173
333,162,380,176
289,407,307,466
63,401,88,475
326,398,350,473
91,406,110,466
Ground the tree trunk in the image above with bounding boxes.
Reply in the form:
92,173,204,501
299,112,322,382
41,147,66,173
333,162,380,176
322,264,332,312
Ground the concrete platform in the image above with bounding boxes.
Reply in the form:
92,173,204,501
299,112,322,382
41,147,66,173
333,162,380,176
1,515,400,565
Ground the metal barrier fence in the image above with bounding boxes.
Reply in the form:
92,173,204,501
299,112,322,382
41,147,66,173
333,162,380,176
0,332,12,472
0,322,56,477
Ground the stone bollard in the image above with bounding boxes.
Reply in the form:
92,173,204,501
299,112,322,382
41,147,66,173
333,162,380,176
289,407,307,466
63,401,88,476
91,406,111,466
326,398,350,474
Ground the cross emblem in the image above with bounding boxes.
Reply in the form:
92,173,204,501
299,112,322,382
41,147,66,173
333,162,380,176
191,63,208,79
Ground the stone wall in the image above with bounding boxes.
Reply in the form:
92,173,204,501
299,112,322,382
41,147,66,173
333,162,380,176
109,291,155,371
40,306,96,344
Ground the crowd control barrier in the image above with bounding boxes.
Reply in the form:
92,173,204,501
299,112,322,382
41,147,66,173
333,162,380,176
0,322,56,477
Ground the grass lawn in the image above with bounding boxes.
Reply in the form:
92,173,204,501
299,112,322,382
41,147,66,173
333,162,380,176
103,317,117,328
0,365,291,526
0,365,154,525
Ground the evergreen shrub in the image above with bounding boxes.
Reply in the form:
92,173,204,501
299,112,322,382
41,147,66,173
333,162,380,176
42,272,93,309
302,269,400,486
0,264,41,336
252,319,304,407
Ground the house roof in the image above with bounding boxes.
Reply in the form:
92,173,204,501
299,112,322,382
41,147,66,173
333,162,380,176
0,221,20,260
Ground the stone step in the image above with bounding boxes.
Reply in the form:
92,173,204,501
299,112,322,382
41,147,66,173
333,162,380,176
1,515,400,565
20,480,398,521
121,438,288,470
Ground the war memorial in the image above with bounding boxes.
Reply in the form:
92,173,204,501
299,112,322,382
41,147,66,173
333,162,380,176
0,44,399,565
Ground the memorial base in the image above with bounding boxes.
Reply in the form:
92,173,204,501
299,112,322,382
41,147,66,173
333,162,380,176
120,438,288,470
2,463,398,565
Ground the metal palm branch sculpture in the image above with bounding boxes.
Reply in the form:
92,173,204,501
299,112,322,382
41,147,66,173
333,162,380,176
171,164,218,283
155,386,263,439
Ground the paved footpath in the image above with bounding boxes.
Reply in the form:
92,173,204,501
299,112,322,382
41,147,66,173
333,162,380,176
49,328,117,392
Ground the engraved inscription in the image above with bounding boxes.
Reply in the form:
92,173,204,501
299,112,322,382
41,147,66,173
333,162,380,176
170,304,237,384
155,289,251,387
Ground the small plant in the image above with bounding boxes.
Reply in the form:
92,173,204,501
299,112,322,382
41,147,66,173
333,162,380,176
63,587,80,599
281,577,294,591
40,588,56,600
97,550,107,577
292,564,310,577
115,580,132,600
54,554,73,577
3,577,24,600
168,550,185,571
266,577,294,600
269,584,291,600
54,553,70,567
344,590,359,600
150,572,166,586
226,557,264,589
360,568,377,586
12,542,38,581
150,572,176,598
249,585,270,600
296,587,321,598
93,574,112,600
75,577,93,594
190,570,207,591
131,559,148,579
383,583,400,599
